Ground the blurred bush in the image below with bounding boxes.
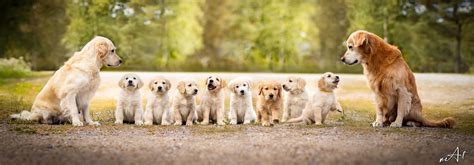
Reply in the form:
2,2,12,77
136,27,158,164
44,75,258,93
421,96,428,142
0,57,31,78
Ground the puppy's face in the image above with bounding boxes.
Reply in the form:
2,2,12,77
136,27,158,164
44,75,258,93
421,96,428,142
119,73,143,90
229,79,251,96
206,76,226,92
258,81,282,101
282,76,306,92
341,31,372,65
318,72,340,91
149,77,171,94
177,80,198,96
95,37,122,68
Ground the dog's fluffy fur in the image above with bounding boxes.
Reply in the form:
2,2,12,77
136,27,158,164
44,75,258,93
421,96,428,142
115,73,144,125
256,80,283,126
341,30,455,128
197,76,226,125
10,36,122,126
144,76,172,125
286,73,342,125
172,79,199,126
281,76,308,122
228,77,256,124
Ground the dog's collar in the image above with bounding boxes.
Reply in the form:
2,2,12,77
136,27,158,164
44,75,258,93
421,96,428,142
319,88,333,93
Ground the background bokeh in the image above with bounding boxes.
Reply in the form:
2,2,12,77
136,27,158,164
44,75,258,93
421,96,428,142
0,0,473,75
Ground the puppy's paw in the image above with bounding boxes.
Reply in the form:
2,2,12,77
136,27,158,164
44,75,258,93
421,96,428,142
217,121,226,126
230,120,238,125
315,122,323,126
389,122,402,128
186,122,193,126
262,122,273,127
406,121,418,127
174,122,182,126
200,121,209,125
144,121,153,126
243,120,251,125
161,122,171,126
135,121,144,126
114,120,123,125
87,121,100,126
72,119,83,127
371,121,383,128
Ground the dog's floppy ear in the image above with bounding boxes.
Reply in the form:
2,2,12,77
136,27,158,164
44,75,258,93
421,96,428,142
276,83,282,99
258,81,264,96
95,40,108,59
136,76,144,89
318,76,328,91
220,78,227,89
118,76,126,89
205,76,210,86
148,79,155,92
297,77,306,90
177,81,186,94
165,78,172,91
227,80,234,92
352,31,372,54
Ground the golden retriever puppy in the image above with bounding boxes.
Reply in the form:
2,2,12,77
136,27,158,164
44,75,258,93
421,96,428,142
115,73,144,125
286,73,343,125
144,76,172,125
281,76,308,122
172,79,199,126
256,80,283,126
228,77,256,125
341,30,455,128
197,76,226,125
10,36,122,126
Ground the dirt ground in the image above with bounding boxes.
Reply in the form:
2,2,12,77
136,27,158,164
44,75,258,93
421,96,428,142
1,72,473,164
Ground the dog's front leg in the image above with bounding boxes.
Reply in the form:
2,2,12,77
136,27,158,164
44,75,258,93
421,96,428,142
261,109,272,127
372,96,385,127
244,107,256,124
271,107,281,124
161,104,172,125
216,103,225,125
314,107,323,125
173,106,183,126
186,108,195,126
201,105,210,125
134,103,144,125
229,105,238,125
281,101,290,122
144,103,154,125
391,87,412,128
114,101,124,124
82,104,100,126
61,93,82,126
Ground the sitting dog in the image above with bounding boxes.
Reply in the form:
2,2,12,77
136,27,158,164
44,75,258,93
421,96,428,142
228,77,256,125
256,80,283,126
115,73,144,125
281,76,308,122
286,72,343,125
144,76,172,125
172,79,199,126
197,76,226,125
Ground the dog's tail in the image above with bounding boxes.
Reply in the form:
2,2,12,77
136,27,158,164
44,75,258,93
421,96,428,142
10,110,41,121
285,115,304,123
419,116,456,128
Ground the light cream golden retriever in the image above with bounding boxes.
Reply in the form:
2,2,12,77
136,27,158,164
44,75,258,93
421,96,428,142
115,73,144,125
10,36,122,126
172,79,199,126
256,80,283,126
144,76,173,125
197,76,226,125
341,30,455,128
228,77,256,125
286,73,342,125
281,76,308,122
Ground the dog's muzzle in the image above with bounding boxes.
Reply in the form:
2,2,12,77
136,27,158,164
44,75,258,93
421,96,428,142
240,90,245,95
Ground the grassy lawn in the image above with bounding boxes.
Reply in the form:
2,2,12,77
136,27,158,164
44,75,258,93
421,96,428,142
1,72,473,136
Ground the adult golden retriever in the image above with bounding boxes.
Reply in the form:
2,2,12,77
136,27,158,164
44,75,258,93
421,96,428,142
11,36,122,126
341,30,455,128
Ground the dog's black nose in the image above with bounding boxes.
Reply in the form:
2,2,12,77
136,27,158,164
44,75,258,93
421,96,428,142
240,90,245,94
158,86,162,90
336,76,339,79
340,57,345,62
209,79,214,83
194,89,198,93
128,80,133,83
119,60,123,64
269,94,274,98
282,84,286,88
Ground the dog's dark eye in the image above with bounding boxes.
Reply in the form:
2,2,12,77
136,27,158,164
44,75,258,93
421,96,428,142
162,82,166,84
125,78,129,80
111,49,115,53
327,75,331,78
289,80,292,83
236,86,239,88
265,87,268,90
188,84,192,87
273,87,277,90
154,82,158,84
243,84,246,87
209,76,212,79
133,77,136,80
216,78,220,81
348,45,353,49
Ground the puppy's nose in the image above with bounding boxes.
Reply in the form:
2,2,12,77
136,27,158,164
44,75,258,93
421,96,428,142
269,94,274,98
194,89,198,93
119,60,123,64
336,76,339,80
282,84,286,88
209,79,214,83
240,90,245,94
158,86,162,90
128,80,133,83
340,57,345,62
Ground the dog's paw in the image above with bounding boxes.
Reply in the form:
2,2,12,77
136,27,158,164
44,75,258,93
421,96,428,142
174,122,182,126
72,119,83,127
217,121,226,126
186,122,193,126
114,120,123,125
406,121,417,127
200,121,209,125
390,122,402,128
371,121,383,128
243,120,252,125
315,122,323,126
144,121,153,126
230,120,238,125
135,121,144,126
87,121,100,126
262,122,273,127
161,122,171,126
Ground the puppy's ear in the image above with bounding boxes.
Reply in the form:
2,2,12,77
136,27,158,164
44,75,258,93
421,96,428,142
205,77,210,86
118,77,126,89
318,77,328,91
148,79,155,92
220,78,227,89
352,31,372,54
177,81,186,94
95,40,108,59
297,77,306,90
227,81,234,92
277,83,282,99
258,81,264,96
165,79,172,91
137,76,144,89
